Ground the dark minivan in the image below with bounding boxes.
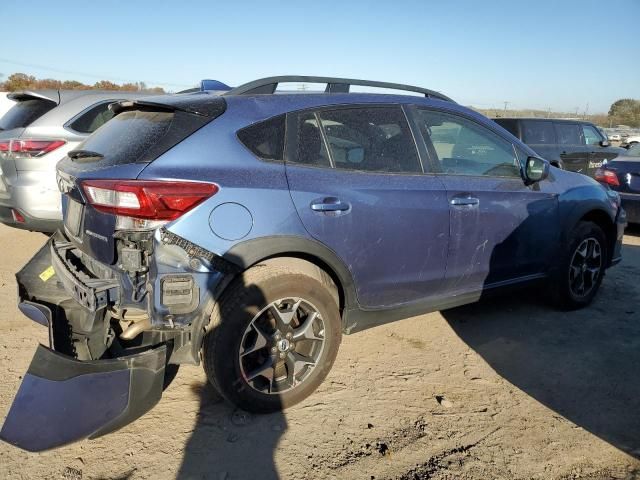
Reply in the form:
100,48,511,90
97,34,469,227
493,118,626,177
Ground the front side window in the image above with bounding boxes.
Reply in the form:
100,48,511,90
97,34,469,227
522,121,556,145
554,123,582,145
416,109,520,177
582,124,603,146
317,106,421,173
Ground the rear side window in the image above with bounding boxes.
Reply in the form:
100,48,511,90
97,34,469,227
77,109,173,165
237,115,285,161
0,98,56,130
554,123,581,145
318,106,421,173
68,102,116,134
493,119,519,138
292,112,331,168
522,121,556,145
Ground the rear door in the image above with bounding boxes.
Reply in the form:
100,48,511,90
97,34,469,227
284,105,450,309
412,108,558,294
554,122,590,174
519,120,561,165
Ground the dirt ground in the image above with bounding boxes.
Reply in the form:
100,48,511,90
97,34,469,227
0,223,639,480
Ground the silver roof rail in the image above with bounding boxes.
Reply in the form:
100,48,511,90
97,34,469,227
225,75,454,102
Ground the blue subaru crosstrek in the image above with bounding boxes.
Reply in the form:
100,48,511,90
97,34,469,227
0,76,626,451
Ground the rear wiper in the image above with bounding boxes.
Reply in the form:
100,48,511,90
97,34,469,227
68,149,104,161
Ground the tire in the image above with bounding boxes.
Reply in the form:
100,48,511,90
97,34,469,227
202,258,342,413
551,221,607,310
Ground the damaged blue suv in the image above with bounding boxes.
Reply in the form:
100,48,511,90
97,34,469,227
1,76,626,451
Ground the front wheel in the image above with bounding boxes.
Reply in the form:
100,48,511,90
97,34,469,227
202,259,342,413
551,221,607,310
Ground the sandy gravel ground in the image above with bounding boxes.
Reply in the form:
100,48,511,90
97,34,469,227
0,223,639,480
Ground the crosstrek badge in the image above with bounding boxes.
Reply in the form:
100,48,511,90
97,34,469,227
38,266,55,282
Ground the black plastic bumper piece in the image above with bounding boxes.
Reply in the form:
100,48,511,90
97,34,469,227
0,344,166,452
50,233,119,311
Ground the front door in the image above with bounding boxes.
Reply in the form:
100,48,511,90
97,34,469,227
284,105,450,309
412,108,558,295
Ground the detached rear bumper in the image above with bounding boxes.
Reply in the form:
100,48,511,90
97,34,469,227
0,344,166,452
1,235,168,452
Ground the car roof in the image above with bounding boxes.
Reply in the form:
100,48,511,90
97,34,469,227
14,90,155,129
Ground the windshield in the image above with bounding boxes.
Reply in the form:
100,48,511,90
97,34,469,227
0,98,56,130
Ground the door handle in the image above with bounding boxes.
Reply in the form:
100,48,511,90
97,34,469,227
450,197,479,206
310,197,350,212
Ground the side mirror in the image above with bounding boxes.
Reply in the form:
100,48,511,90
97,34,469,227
600,139,610,147
524,156,550,185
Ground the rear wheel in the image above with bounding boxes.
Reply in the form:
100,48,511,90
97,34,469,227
552,221,607,310
202,259,341,413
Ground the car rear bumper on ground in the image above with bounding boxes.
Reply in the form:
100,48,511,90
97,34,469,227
0,236,168,452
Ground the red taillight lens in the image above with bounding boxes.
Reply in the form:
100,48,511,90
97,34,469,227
82,180,219,220
0,139,65,158
595,168,620,187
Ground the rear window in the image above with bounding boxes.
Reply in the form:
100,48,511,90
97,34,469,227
76,109,173,165
522,121,556,145
0,98,56,130
237,115,285,161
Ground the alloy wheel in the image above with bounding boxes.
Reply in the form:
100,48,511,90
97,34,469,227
239,298,326,394
568,237,602,298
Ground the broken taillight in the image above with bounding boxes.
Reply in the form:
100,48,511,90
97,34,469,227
81,180,219,221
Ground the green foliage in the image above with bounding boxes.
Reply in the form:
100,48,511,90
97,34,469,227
608,99,640,127
0,72,165,93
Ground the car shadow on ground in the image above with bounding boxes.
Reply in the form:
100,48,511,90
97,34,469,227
176,263,286,480
442,242,640,459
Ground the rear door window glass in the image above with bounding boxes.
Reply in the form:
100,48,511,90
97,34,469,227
554,123,582,145
416,109,520,177
68,102,117,134
291,112,331,168
582,125,603,146
237,115,285,161
0,99,56,130
77,109,173,165
317,106,421,174
522,121,556,144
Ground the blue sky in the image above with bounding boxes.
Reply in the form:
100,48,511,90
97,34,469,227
0,0,638,113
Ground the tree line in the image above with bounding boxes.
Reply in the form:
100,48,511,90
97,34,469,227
0,72,165,93
608,99,640,128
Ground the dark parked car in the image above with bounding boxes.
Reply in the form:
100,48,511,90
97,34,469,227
493,117,627,177
596,143,640,223
0,76,626,452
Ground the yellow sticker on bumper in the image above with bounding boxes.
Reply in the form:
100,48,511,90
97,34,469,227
39,266,55,282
